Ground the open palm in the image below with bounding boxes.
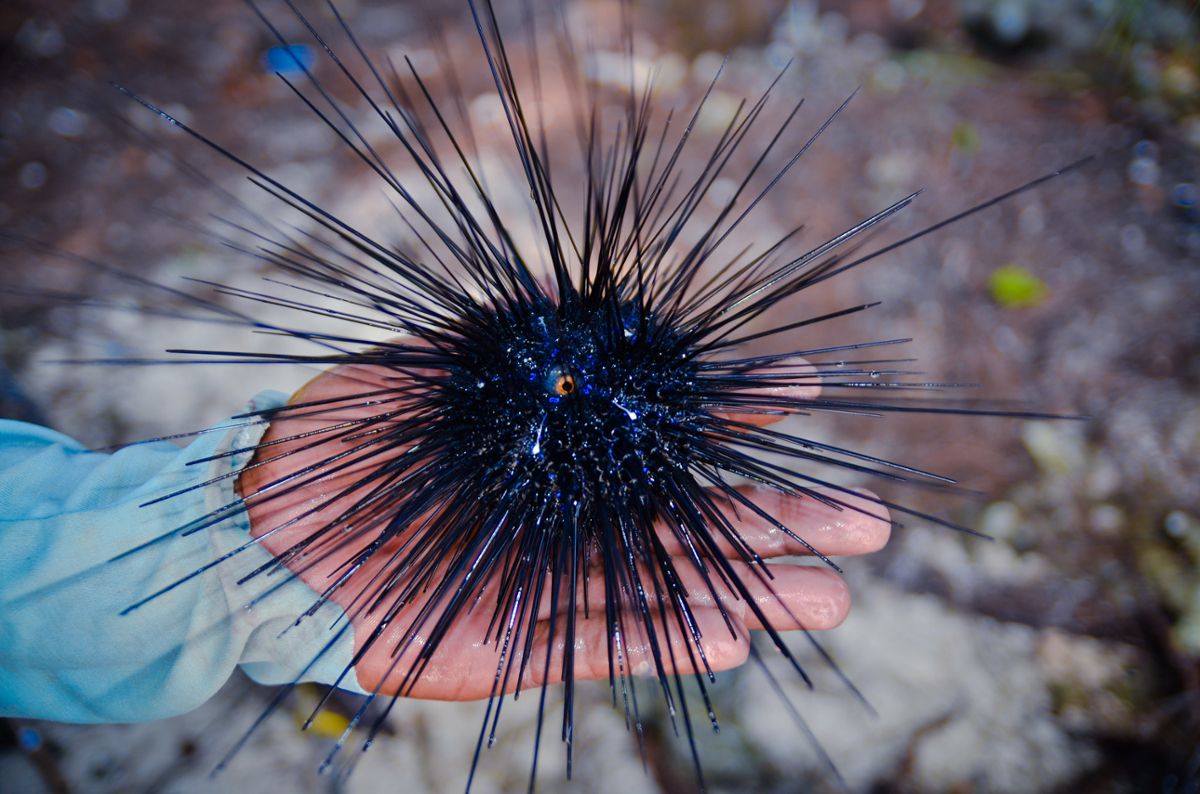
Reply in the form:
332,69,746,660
237,361,890,700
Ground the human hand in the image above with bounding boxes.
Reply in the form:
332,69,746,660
236,359,890,700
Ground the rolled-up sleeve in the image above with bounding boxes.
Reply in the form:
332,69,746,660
0,390,362,724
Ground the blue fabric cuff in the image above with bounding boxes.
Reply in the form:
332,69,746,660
0,390,363,724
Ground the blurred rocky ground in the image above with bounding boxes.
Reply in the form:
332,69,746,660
1,0,1197,792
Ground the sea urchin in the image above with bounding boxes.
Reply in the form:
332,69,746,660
93,0,1085,788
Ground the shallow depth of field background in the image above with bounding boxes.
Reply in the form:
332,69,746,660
1,0,1198,792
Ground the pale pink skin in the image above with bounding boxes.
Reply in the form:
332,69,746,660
237,361,891,700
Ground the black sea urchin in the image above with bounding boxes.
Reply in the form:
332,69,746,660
94,0,1084,788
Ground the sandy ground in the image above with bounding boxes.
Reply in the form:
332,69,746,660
1,0,1198,792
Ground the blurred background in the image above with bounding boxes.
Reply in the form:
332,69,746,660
1,0,1197,791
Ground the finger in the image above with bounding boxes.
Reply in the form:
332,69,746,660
531,556,850,631
279,334,436,422
656,486,892,560
527,606,751,689
355,604,750,701
672,559,850,631
714,360,822,429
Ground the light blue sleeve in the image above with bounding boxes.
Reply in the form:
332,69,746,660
0,390,363,724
